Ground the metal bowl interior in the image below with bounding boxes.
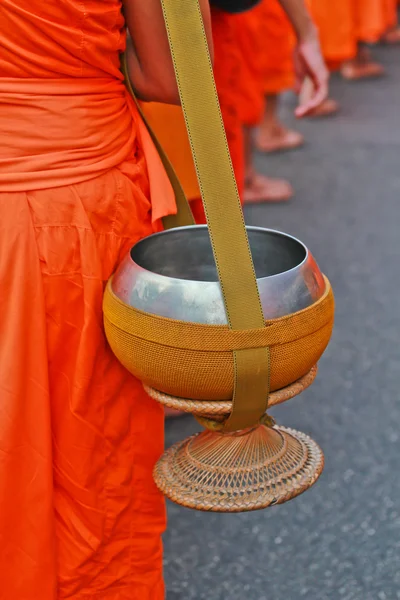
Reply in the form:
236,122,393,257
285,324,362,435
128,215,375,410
112,226,326,324
130,226,306,282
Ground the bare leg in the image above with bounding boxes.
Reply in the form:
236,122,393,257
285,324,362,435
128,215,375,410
243,126,293,204
256,93,304,152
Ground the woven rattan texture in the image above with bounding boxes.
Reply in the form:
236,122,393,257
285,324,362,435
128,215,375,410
153,425,324,512
144,365,317,415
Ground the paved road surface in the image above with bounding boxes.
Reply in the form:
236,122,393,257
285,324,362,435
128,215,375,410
164,46,400,600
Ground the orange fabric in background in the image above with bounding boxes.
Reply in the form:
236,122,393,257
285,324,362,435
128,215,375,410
207,7,245,195
234,5,266,127
152,7,246,224
384,0,399,27
309,0,357,67
355,0,395,42
233,0,294,125
141,7,246,227
258,0,295,95
141,102,200,201
310,0,396,69
0,1,172,598
191,7,246,223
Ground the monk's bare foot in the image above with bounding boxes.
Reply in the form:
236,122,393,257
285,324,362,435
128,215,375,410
304,98,340,118
341,61,385,80
297,78,339,119
341,49,385,80
165,407,184,418
243,172,293,204
256,124,304,153
381,27,400,45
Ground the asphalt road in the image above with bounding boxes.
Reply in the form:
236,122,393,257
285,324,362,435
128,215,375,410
164,46,400,600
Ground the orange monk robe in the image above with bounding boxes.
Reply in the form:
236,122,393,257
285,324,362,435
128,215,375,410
309,0,357,69
0,1,175,598
258,0,296,95
210,6,245,194
141,102,200,201
355,0,397,42
232,0,295,125
141,7,246,225
233,4,266,127
380,0,398,33
191,6,246,223
310,0,396,70
385,0,399,27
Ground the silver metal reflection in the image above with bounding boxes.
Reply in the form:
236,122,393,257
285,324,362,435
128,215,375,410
111,226,325,324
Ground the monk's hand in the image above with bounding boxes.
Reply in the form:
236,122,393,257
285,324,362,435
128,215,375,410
293,28,329,117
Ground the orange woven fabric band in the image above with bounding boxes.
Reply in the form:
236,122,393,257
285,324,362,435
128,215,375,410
103,276,334,403
104,277,333,351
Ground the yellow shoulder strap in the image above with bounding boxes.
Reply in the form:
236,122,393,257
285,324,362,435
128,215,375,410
127,0,270,432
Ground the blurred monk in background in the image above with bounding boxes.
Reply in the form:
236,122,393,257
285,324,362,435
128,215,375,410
309,0,397,82
235,0,329,203
147,0,328,210
255,0,302,153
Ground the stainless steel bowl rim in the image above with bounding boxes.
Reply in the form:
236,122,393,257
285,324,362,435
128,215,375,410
128,225,310,284
111,225,326,323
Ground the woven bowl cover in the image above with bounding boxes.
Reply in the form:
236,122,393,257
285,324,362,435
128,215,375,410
153,425,324,512
103,277,334,401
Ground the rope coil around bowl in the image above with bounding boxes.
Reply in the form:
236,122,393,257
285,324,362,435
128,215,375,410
144,364,318,416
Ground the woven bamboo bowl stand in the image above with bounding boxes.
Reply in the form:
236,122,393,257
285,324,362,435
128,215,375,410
147,366,325,512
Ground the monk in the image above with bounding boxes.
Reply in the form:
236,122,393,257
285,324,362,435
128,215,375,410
341,0,387,79
308,0,357,71
145,0,329,211
0,1,212,598
233,4,293,202
255,0,305,153
309,0,389,81
235,0,329,203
